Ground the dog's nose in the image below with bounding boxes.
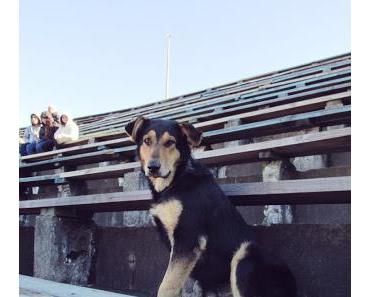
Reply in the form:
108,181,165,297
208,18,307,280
147,160,161,174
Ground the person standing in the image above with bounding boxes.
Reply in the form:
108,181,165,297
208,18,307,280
48,105,61,124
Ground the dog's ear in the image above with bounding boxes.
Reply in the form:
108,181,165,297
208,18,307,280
179,122,202,147
125,116,148,143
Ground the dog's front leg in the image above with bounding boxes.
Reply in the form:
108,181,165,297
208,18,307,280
157,254,196,297
158,236,207,297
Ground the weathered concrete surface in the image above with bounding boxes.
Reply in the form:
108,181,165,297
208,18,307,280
34,213,96,285
86,177,122,194
20,214,36,227
329,152,351,167
94,224,350,297
262,160,296,225
221,162,262,180
93,171,152,228
292,154,328,171
257,224,351,297
294,204,350,224
20,227,34,276
95,227,168,296
20,274,132,297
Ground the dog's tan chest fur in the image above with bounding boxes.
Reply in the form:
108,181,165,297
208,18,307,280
150,199,183,247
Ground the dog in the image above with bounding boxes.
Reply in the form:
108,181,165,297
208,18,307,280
125,117,296,297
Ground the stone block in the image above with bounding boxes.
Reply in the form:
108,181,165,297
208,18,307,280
19,214,36,227
291,155,328,171
262,159,296,225
34,213,96,285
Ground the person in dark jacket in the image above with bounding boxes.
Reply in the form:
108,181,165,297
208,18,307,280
35,111,59,153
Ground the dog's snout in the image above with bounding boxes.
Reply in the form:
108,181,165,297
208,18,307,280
147,160,161,173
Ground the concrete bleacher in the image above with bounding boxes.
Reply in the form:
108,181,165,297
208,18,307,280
19,52,351,297
19,275,133,297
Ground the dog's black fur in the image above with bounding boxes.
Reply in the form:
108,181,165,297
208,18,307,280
125,118,296,297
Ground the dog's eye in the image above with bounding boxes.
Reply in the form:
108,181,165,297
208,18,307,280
164,140,175,147
144,138,152,146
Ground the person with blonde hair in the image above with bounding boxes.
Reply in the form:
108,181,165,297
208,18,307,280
48,105,60,124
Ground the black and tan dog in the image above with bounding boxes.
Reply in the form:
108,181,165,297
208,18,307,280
125,117,296,297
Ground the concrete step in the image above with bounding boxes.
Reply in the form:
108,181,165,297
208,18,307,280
19,275,134,297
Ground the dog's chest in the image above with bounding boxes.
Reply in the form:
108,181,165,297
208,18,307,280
150,199,183,247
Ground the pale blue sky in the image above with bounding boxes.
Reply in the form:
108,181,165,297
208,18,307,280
20,0,350,127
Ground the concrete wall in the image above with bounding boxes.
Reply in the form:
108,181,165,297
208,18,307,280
92,225,350,297
19,226,34,276
19,221,351,297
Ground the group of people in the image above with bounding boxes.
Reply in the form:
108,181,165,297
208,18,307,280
19,106,79,156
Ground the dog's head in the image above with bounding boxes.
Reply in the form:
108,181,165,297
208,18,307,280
125,117,202,193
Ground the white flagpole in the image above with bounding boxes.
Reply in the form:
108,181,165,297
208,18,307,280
165,33,171,99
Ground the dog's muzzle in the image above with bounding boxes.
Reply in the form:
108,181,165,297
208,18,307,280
147,159,161,175
146,160,171,178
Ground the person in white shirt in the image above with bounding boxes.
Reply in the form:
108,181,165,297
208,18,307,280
54,113,79,144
